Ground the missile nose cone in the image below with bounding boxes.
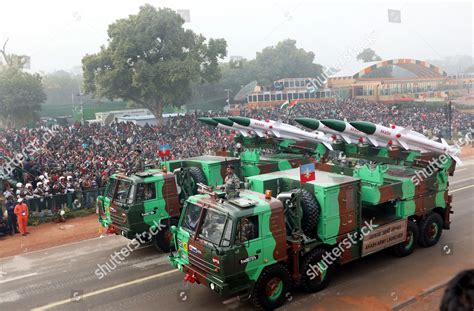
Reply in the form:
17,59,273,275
294,118,320,130
228,116,251,126
320,119,347,132
198,117,218,127
212,117,234,127
350,121,376,135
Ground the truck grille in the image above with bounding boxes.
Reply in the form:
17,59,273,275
188,252,219,275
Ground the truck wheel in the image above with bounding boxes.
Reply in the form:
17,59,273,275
188,167,207,192
153,218,178,252
251,264,292,310
300,248,333,293
392,220,418,257
290,189,320,238
418,212,443,247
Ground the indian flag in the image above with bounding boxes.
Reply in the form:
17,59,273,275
288,99,300,108
280,100,289,109
280,99,299,109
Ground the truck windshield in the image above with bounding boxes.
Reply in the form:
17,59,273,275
113,180,134,204
197,209,227,245
182,203,202,234
106,178,118,199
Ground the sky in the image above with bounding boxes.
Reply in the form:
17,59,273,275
0,0,472,73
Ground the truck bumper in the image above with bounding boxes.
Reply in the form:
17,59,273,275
168,255,240,298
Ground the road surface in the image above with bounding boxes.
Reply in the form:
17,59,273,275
1,161,473,311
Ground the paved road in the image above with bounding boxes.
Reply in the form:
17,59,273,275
1,161,473,311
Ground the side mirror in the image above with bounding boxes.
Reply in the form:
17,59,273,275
170,225,177,234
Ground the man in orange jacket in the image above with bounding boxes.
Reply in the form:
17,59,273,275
14,198,29,236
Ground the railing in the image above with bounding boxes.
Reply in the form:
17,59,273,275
21,187,106,217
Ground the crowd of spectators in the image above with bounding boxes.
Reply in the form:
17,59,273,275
0,99,472,214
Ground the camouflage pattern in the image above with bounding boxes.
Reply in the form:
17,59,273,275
169,125,457,308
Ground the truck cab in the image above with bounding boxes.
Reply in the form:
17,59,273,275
169,188,289,303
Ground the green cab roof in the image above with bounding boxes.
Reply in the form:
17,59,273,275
187,190,282,218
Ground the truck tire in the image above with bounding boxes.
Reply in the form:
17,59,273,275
188,167,207,191
300,248,334,293
153,218,178,252
392,220,418,257
290,189,320,238
418,212,443,247
250,264,292,310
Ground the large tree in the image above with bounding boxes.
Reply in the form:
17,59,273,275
253,39,323,85
0,67,46,128
82,5,227,119
356,48,382,63
43,70,82,105
0,40,46,128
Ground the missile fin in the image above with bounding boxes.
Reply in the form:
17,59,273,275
271,130,282,138
238,130,249,137
366,136,379,147
322,142,333,151
397,139,409,150
450,155,462,165
253,129,265,137
340,134,353,144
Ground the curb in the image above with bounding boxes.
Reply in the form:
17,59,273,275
392,281,448,310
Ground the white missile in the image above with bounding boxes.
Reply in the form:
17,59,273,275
350,121,462,163
228,117,334,150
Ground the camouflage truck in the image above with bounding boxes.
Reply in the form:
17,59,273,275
97,152,311,252
168,145,455,310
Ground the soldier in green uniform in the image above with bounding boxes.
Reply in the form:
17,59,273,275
220,164,240,199
127,149,145,175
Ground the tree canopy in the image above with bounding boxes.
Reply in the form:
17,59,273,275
0,41,46,128
82,5,227,119
189,39,324,110
356,48,382,63
0,67,46,128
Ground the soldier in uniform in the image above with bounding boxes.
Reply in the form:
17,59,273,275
3,188,19,235
220,164,240,199
237,217,256,242
127,149,145,175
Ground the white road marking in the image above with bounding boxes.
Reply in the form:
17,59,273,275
31,269,179,310
450,177,474,185
451,184,474,193
0,272,39,284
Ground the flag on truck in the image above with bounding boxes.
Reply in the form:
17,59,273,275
158,144,171,157
289,99,300,108
280,100,289,109
299,163,315,184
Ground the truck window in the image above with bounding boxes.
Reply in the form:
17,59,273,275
221,218,234,247
182,203,202,234
113,180,133,204
198,209,227,245
237,215,259,242
106,179,118,199
136,182,156,202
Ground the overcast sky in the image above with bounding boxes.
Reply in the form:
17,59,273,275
0,0,472,73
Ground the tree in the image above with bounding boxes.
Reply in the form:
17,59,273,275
82,5,227,119
356,48,382,63
189,39,324,110
0,67,46,128
254,39,323,85
0,40,46,128
43,70,82,106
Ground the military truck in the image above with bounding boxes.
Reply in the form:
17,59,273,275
97,152,311,252
168,144,455,309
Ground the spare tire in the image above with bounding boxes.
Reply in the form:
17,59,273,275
290,189,320,238
188,167,207,192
